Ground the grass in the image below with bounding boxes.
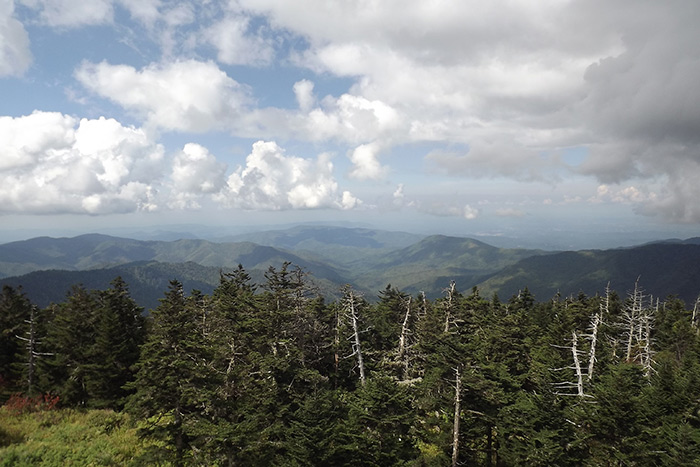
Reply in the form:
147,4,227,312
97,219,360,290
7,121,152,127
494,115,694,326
0,407,164,466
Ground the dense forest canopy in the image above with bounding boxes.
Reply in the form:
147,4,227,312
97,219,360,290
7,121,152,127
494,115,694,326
2,262,700,465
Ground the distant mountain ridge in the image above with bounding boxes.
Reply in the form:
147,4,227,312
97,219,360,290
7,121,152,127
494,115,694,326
1,227,699,309
477,242,700,304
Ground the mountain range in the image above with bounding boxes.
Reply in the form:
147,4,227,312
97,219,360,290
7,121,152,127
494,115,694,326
1,226,699,309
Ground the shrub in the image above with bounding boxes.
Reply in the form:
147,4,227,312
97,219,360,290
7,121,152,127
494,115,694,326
2,393,60,415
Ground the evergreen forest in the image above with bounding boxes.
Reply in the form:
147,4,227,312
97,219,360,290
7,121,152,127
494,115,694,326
2,262,700,465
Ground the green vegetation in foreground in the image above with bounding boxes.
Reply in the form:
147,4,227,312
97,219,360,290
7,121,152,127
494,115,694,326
0,408,161,466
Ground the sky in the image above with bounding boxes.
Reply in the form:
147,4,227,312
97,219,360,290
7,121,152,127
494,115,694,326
1,0,700,248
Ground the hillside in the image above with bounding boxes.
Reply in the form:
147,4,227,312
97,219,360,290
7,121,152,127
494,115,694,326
223,225,424,267
3,227,700,309
354,235,548,296
477,243,700,304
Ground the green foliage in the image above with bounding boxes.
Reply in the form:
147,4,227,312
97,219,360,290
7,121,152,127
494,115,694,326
3,261,700,465
0,285,32,396
0,408,155,466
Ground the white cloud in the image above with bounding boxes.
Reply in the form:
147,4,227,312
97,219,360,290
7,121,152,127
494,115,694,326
233,0,700,221
348,142,388,180
9,0,700,224
314,93,401,142
221,140,359,210
0,0,31,76
117,0,161,25
463,204,479,220
204,12,275,66
169,143,228,209
0,111,75,170
0,112,163,214
75,59,251,132
393,183,404,202
20,0,114,27
293,79,315,112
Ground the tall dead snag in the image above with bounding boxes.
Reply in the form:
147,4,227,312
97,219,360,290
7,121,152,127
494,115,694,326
640,298,656,378
586,284,608,383
444,281,457,333
342,286,366,386
571,332,585,397
396,296,415,381
693,296,700,331
451,365,462,467
622,279,644,362
586,312,600,383
16,306,52,395
552,331,590,398
617,280,655,377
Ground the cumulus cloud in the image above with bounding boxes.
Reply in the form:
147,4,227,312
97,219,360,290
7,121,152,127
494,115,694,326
221,140,359,210
75,60,251,132
203,12,275,66
462,204,479,220
117,0,161,25
305,93,402,143
20,0,114,27
10,0,700,222
0,112,163,214
0,110,361,215
0,0,31,76
294,80,315,112
231,0,700,221
348,142,388,180
169,143,228,209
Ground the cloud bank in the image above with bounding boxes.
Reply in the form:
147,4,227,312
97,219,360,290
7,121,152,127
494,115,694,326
5,0,700,223
0,112,357,215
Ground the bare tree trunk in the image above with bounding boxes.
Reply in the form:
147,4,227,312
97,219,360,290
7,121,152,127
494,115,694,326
444,281,456,333
451,366,461,467
642,311,652,376
587,312,600,382
346,289,366,386
398,297,412,380
334,307,340,385
624,280,643,362
571,332,585,397
16,306,40,395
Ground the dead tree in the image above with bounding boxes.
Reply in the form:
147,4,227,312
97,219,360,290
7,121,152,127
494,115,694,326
552,331,591,398
397,296,412,380
444,281,457,333
586,312,601,383
16,306,51,395
622,280,644,362
342,286,366,386
640,298,656,378
451,365,462,467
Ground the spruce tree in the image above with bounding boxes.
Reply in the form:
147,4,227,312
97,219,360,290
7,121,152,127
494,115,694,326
41,284,99,406
0,285,33,395
127,280,216,466
85,276,145,409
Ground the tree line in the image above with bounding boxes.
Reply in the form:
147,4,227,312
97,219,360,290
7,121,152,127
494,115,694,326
2,262,700,465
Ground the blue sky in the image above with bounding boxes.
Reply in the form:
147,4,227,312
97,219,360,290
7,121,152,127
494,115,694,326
1,0,699,248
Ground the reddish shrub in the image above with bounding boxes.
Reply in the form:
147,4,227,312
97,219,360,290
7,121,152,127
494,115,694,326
3,393,60,415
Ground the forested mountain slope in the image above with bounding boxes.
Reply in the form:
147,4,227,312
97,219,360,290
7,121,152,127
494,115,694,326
2,228,700,309
477,243,700,304
353,235,547,295
222,225,424,266
3,266,700,465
